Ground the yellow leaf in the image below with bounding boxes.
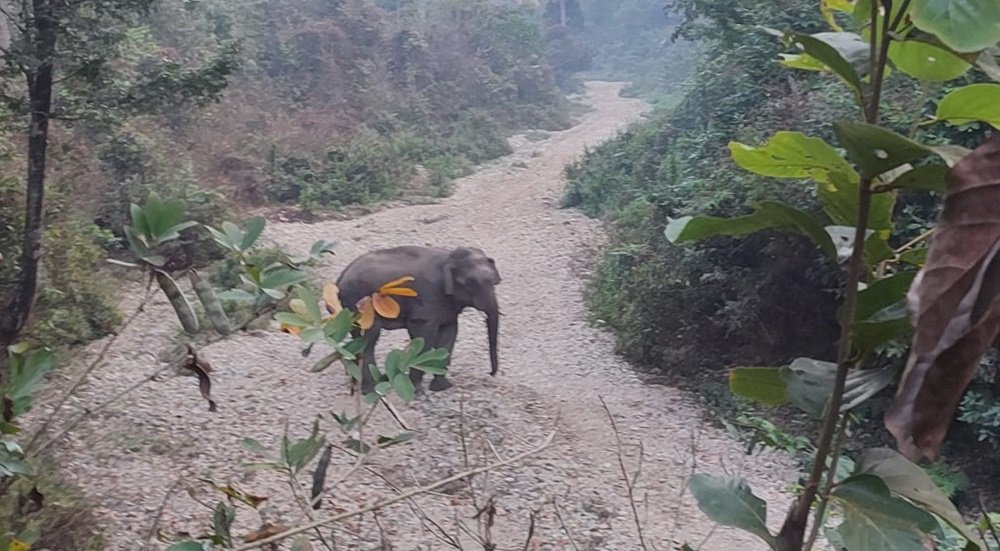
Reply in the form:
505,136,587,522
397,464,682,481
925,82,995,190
378,275,415,293
323,283,343,314
289,298,310,318
10,539,29,551
372,294,401,319
357,297,375,330
380,287,417,297
280,324,302,336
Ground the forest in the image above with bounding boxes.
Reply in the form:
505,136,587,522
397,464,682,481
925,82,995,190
1,0,999,549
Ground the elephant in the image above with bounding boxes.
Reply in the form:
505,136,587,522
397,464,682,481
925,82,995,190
335,245,501,393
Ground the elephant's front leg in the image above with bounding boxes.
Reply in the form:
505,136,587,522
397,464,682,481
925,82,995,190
428,322,458,392
358,326,380,395
406,320,438,391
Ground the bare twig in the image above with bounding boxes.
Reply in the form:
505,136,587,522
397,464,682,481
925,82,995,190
231,429,557,550
24,273,155,453
522,509,539,551
599,395,648,550
363,466,463,549
551,497,582,551
144,477,183,549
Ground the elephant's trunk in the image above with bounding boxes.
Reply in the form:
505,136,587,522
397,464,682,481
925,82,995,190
482,291,500,376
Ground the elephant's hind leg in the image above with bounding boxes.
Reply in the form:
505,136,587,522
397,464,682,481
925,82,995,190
428,322,458,392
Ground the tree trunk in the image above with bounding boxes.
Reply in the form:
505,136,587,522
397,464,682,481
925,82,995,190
0,0,56,355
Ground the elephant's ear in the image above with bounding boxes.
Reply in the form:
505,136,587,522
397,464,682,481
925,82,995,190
442,260,455,295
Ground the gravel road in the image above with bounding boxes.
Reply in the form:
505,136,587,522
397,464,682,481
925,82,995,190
32,81,797,550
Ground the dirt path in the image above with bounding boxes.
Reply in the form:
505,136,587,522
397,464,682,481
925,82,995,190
37,81,796,550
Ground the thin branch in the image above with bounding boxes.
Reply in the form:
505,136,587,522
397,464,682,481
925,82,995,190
599,396,648,550
230,429,556,550
804,418,850,550
363,465,463,549
24,272,155,453
551,497,582,551
144,477,183,549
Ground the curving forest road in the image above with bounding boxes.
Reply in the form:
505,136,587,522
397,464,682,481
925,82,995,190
40,81,797,549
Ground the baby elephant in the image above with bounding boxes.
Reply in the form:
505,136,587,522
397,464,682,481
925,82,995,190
336,245,501,393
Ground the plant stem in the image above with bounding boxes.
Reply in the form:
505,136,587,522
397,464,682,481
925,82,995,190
804,418,850,550
778,4,893,547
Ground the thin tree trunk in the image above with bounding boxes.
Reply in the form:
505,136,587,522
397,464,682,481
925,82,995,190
0,0,56,354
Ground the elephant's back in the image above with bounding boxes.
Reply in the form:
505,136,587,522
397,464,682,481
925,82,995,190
336,245,448,306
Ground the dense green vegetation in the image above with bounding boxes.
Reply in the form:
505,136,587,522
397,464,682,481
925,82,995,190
566,0,1000,516
0,0,575,349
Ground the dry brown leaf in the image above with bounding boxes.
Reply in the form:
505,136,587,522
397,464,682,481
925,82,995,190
886,135,1000,461
243,522,290,543
184,345,218,412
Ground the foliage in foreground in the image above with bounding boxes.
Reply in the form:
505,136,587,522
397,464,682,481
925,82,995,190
662,0,1000,549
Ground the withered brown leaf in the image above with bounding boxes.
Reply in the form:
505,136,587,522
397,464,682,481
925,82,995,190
886,135,1000,461
184,345,217,412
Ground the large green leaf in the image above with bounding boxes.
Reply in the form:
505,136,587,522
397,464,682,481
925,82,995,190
853,300,913,354
832,474,940,551
935,83,1000,128
834,122,932,180
7,348,56,418
729,132,858,185
856,271,918,320
729,367,788,406
781,358,895,417
820,170,896,230
886,163,950,193
888,40,972,81
242,217,266,250
856,448,983,549
688,475,776,549
665,202,836,259
911,0,1000,53
784,32,866,99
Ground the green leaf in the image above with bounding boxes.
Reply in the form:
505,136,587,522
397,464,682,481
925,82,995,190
888,40,972,81
343,360,362,381
935,83,1000,128
728,131,858,185
728,367,788,406
385,349,404,378
376,431,417,448
820,170,895,230
885,163,950,193
857,271,918,320
130,203,149,238
325,310,355,340
781,359,895,417
374,382,392,396
299,327,325,344
7,348,56,418
241,437,271,457
260,268,309,291
274,313,312,327
833,474,940,551
688,475,776,549
779,53,829,71
296,286,323,323
665,202,837,259
856,448,984,549
309,352,340,373
834,121,932,180
784,32,865,99
911,0,1000,52
153,221,200,246
242,217,266,250
392,373,416,401
853,301,912,354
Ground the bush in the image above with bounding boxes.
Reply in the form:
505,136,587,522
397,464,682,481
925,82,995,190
25,221,122,347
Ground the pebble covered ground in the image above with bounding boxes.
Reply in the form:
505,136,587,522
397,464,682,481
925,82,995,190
27,81,798,550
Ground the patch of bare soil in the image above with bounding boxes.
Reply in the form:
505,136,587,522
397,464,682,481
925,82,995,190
27,81,797,550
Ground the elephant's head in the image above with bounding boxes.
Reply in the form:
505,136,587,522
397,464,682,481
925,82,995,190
442,247,501,376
